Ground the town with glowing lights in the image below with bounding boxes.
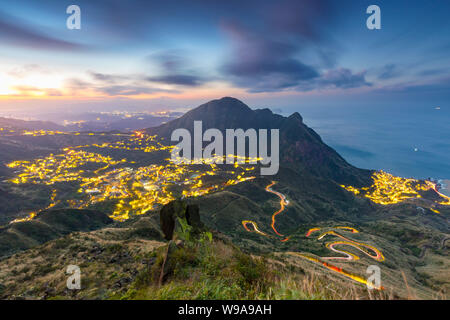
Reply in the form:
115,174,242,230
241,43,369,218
3,130,261,223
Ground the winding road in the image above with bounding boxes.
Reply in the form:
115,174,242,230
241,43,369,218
241,220,269,237
315,230,385,262
265,181,289,237
240,181,386,289
240,181,289,239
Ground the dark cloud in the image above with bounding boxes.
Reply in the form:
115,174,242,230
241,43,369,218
220,19,366,93
290,68,371,92
0,14,88,51
378,64,401,80
376,77,450,95
88,71,130,83
146,75,205,87
65,76,179,96
147,51,189,73
416,68,449,77
221,21,320,92
97,85,170,96
218,0,349,93
317,68,371,89
146,51,208,87
265,0,332,41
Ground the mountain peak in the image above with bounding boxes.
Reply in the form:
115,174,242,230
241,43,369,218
217,96,245,103
288,112,303,122
196,97,252,113
146,97,371,185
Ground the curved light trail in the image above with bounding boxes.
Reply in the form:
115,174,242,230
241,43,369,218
336,226,359,233
266,181,288,237
318,230,385,262
289,252,384,290
239,181,385,290
302,227,385,288
241,220,269,237
306,227,321,237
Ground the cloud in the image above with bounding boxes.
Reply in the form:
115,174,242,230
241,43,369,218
0,14,88,51
96,85,171,96
146,51,208,87
378,64,401,80
146,75,206,87
220,21,320,92
147,51,189,73
87,71,130,84
264,0,333,41
316,68,371,89
216,0,352,93
375,76,450,95
65,74,179,96
7,64,50,78
11,85,62,96
416,68,449,77
220,18,368,93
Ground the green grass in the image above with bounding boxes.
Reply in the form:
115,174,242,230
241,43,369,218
117,236,381,300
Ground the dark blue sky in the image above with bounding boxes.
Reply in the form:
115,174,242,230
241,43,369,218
1,0,449,113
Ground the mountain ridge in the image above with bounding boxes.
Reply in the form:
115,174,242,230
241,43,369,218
147,97,372,186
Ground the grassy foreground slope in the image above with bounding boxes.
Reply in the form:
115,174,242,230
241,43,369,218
1,208,446,300
0,209,113,257
0,219,389,300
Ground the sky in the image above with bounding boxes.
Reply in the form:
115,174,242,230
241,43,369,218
1,0,450,115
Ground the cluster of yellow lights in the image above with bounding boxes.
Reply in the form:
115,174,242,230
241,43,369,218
0,127,17,134
9,189,58,224
170,154,263,165
6,132,257,222
89,134,173,153
0,127,130,138
7,149,127,185
0,128,69,137
425,181,450,206
341,171,430,205
22,130,66,136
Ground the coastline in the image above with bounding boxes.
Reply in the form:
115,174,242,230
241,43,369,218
439,179,450,197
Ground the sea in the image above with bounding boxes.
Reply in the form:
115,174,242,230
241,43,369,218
283,104,450,195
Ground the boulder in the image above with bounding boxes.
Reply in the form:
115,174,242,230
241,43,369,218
159,200,204,241
160,200,187,240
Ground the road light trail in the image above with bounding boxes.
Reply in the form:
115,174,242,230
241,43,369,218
242,220,269,237
266,181,288,237
317,230,385,261
288,252,384,290
306,227,321,237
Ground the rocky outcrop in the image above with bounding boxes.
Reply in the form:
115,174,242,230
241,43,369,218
159,200,204,241
158,200,207,285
